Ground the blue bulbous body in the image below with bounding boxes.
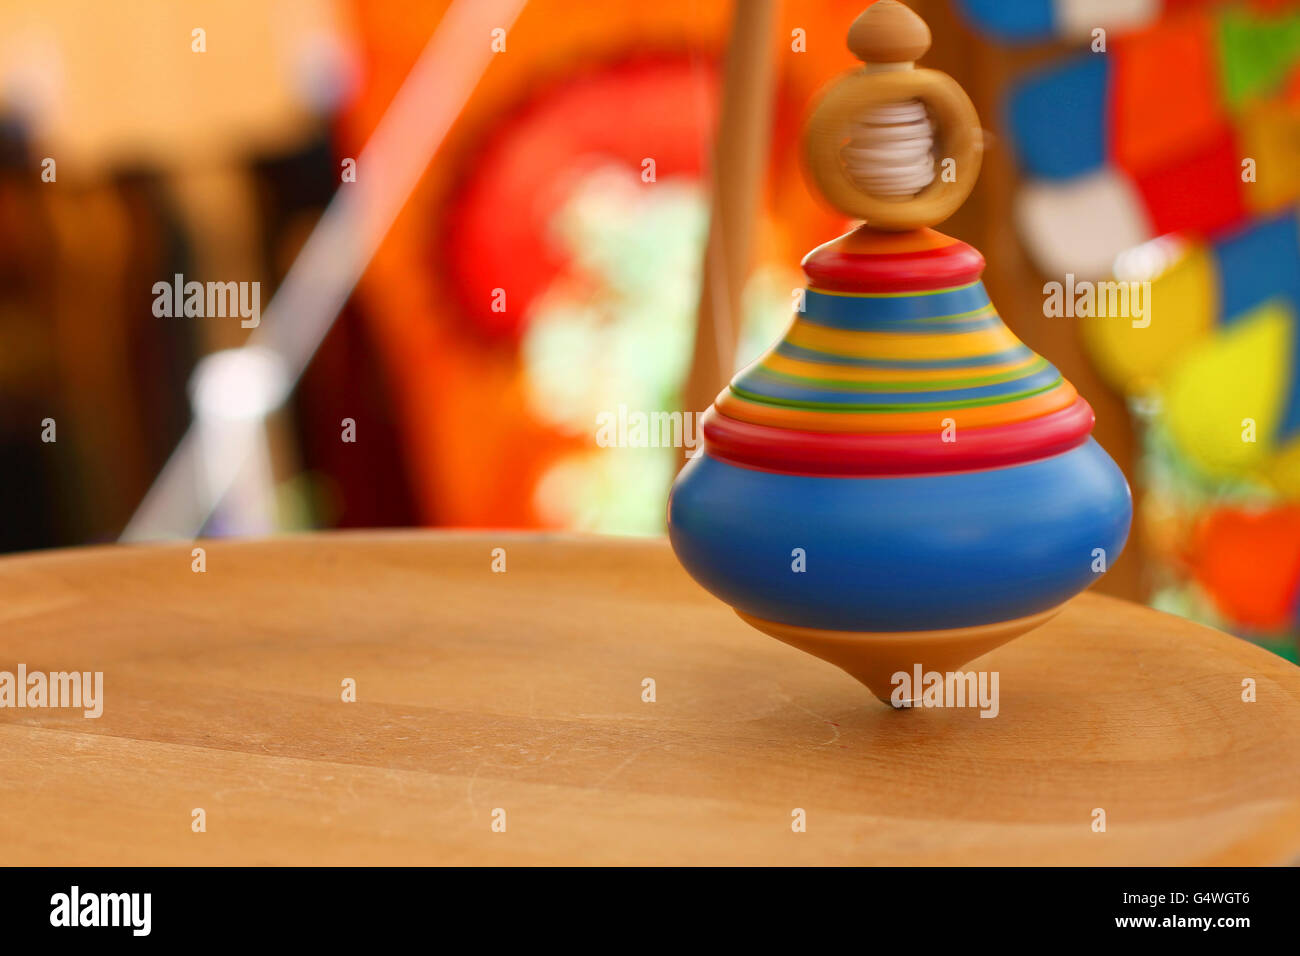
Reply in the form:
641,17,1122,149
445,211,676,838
668,440,1132,632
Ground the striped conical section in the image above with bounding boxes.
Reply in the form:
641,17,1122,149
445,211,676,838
702,227,1094,476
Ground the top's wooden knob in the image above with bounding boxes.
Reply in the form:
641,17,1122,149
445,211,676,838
803,0,981,229
847,0,932,64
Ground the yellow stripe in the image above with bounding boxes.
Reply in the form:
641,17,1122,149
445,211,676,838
762,351,1040,384
785,320,1025,361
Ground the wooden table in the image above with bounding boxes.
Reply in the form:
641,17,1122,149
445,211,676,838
1,531,1298,865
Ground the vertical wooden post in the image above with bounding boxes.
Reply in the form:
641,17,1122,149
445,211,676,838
681,0,779,438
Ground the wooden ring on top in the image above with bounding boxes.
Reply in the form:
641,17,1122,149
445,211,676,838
803,68,982,231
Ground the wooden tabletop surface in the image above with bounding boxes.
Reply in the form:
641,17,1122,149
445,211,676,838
1,531,1298,866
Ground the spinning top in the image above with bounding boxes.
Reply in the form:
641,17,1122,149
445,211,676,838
668,1,1132,703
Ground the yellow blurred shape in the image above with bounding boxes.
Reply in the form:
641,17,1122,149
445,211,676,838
1082,241,1216,395
1161,298,1293,477
0,0,350,178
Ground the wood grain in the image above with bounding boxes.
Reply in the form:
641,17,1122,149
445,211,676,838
0,531,1297,865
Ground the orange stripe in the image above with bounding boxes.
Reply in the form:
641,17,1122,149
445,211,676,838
762,350,1040,384
715,381,1079,433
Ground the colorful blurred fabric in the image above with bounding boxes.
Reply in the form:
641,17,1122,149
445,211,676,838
968,0,1300,658
339,0,871,533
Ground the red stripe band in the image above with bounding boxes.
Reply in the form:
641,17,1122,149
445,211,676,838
801,242,986,294
701,397,1096,477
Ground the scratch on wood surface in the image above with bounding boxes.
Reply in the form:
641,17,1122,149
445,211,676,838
591,739,670,787
772,690,841,746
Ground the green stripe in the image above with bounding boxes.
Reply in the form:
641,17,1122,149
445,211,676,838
912,304,998,324
753,357,1048,393
730,377,1064,413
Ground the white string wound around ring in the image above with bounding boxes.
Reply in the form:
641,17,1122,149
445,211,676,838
840,98,935,199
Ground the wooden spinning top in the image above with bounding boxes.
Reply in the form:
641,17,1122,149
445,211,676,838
667,2,1131,704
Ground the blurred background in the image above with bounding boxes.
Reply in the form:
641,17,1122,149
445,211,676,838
1,0,1298,660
